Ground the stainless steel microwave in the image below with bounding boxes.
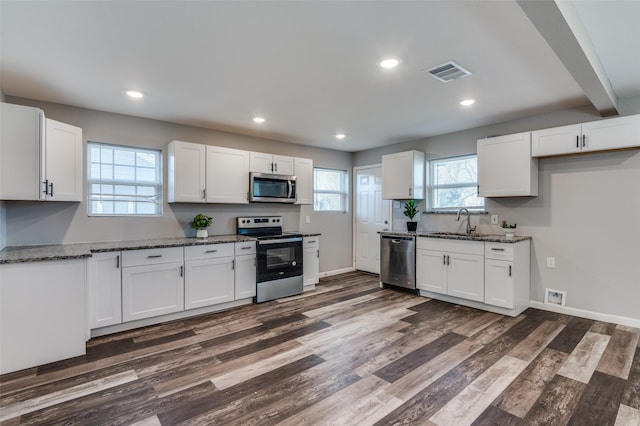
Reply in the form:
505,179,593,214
249,172,297,203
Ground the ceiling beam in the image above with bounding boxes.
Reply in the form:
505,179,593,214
517,0,619,116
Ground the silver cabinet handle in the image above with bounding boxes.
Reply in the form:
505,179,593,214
202,189,206,199
241,246,252,250
317,249,320,258
42,179,49,195
576,135,580,148
443,255,446,265
447,255,450,265
148,255,162,258
205,250,218,253
49,182,54,197
180,265,184,277
116,255,120,269
308,240,317,244
409,187,412,197
232,259,235,270
491,248,505,251
509,265,512,277
582,134,586,148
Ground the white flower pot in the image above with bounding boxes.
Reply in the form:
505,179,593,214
196,229,208,239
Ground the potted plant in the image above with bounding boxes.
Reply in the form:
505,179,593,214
403,199,420,232
191,213,213,238
501,220,517,238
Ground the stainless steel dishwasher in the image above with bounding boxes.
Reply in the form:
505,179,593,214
380,234,416,289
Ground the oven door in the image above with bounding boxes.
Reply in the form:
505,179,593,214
257,237,303,282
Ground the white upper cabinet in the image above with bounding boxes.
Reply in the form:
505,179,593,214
382,150,425,200
294,157,313,205
206,146,250,204
249,152,294,175
0,103,83,202
168,140,206,203
0,102,42,200
43,119,83,201
532,114,640,157
477,132,538,197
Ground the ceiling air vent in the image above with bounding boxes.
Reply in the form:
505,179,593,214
425,61,472,83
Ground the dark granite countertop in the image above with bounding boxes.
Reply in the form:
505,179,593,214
0,235,256,264
380,231,531,244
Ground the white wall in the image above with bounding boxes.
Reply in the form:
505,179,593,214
3,97,353,274
355,97,640,322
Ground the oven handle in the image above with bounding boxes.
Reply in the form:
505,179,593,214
258,237,302,245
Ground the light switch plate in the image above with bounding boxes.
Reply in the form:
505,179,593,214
546,257,556,268
490,215,498,225
305,215,310,224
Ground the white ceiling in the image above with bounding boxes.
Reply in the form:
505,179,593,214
1,1,639,152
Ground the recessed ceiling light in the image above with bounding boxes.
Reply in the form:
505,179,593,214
379,58,400,69
460,99,475,106
126,90,144,98
336,134,346,140
253,117,265,123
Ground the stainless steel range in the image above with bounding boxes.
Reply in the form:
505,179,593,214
236,216,303,303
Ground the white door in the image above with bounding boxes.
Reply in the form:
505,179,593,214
355,165,390,274
206,146,250,203
44,118,83,201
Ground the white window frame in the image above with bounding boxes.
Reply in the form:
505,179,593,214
87,142,163,217
428,154,484,212
313,167,348,212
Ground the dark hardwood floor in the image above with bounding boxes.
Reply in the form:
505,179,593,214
1,271,639,425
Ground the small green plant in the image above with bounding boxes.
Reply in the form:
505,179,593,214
501,220,516,229
403,199,419,221
191,214,213,229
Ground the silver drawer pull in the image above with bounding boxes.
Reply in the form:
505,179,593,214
205,250,218,253
491,248,505,251
240,246,252,250
147,255,162,258
307,240,316,244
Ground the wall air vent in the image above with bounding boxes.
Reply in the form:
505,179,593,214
425,61,472,83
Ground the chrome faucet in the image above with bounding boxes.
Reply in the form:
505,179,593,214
456,208,476,234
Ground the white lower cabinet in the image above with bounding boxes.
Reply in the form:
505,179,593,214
184,244,235,309
121,247,184,322
303,237,320,287
416,237,530,316
235,241,257,299
484,241,530,313
1,259,86,374
87,251,122,328
416,238,484,302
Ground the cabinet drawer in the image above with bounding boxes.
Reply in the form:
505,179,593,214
185,243,234,261
417,237,484,255
122,247,184,267
485,243,514,261
303,237,319,248
235,241,257,255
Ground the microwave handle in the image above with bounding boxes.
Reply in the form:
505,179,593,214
288,180,293,198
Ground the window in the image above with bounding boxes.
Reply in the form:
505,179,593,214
314,167,348,212
87,142,162,216
429,154,484,211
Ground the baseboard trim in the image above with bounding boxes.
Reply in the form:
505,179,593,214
320,267,355,278
530,301,640,328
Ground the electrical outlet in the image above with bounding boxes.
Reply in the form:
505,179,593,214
305,215,310,224
546,257,556,268
490,215,498,225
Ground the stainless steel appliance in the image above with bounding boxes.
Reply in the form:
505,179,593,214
237,216,303,302
249,172,297,203
380,234,416,289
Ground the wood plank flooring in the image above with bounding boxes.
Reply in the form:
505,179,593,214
1,271,639,425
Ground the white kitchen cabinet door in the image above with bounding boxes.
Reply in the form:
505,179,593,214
382,150,425,200
294,157,313,205
477,132,538,197
206,146,250,204
235,254,257,299
185,256,235,309
303,237,320,287
0,102,42,200
43,119,83,201
582,114,640,152
122,261,184,322
447,252,484,302
87,251,122,329
416,249,448,295
273,155,294,175
531,124,582,157
249,152,294,175
484,259,514,309
1,259,86,374
168,140,206,203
